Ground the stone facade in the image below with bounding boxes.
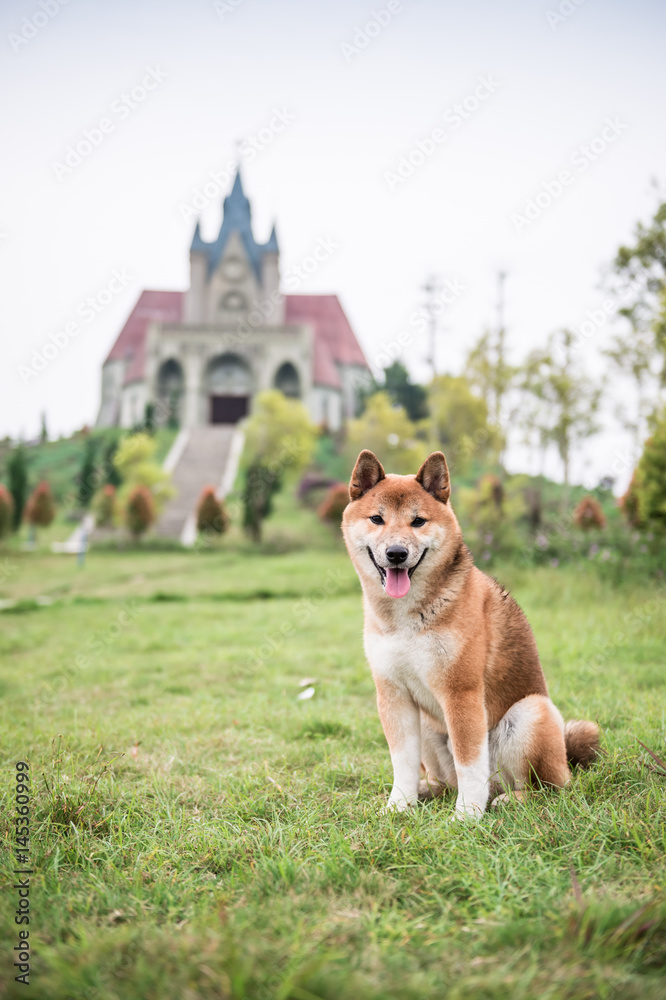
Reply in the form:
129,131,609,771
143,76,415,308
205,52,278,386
97,171,369,431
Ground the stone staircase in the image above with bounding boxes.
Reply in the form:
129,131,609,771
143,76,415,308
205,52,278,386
155,425,243,544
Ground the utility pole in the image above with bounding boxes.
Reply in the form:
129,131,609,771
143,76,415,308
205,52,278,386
422,274,443,381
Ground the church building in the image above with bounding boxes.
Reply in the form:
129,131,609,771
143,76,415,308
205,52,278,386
96,171,369,431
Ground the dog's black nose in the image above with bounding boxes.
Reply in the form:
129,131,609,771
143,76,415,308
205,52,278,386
386,545,408,565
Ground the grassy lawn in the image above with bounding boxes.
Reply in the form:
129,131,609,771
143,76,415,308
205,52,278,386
1,502,665,999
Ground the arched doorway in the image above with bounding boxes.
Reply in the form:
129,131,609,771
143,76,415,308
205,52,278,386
156,358,184,427
205,353,253,424
274,361,301,399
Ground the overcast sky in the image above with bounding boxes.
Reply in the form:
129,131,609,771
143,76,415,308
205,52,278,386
1,0,664,488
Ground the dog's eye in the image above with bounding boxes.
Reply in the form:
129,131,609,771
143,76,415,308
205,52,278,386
369,515,384,525
411,516,426,527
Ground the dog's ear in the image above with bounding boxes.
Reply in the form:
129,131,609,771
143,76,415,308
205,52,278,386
416,451,450,503
349,450,386,501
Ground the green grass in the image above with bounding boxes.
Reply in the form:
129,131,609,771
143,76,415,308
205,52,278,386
0,501,665,999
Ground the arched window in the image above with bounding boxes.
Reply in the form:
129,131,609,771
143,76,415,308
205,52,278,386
156,358,184,428
274,362,301,399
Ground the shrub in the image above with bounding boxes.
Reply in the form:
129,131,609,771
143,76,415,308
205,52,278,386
633,408,666,532
25,481,56,528
93,484,117,528
297,474,339,504
196,487,229,535
0,485,14,539
317,483,349,525
125,485,155,539
478,474,504,513
113,433,173,515
573,495,607,530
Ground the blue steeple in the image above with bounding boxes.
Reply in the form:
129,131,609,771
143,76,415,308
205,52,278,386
189,168,278,282
266,223,279,254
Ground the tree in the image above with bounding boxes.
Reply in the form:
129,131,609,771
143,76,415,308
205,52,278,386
125,485,155,539
40,412,48,444
428,375,502,474
244,390,318,471
25,481,56,532
113,433,173,515
92,484,117,527
196,487,229,536
632,407,666,532
103,437,122,488
614,198,666,381
464,327,517,454
380,361,429,421
521,330,602,485
76,438,98,508
602,310,658,463
0,485,14,540
345,392,428,475
240,391,317,542
7,444,29,531
242,462,283,542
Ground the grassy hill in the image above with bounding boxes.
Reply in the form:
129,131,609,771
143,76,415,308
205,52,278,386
0,494,664,998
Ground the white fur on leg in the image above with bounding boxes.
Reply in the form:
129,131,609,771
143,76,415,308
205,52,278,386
453,738,490,820
385,721,421,812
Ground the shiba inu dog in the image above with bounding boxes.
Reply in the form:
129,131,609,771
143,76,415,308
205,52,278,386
342,449,599,819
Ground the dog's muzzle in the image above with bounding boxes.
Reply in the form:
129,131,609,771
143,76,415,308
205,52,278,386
367,547,427,598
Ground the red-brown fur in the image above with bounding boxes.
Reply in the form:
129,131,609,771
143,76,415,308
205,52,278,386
342,449,600,816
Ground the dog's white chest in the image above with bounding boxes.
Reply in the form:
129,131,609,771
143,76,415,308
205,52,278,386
364,627,457,723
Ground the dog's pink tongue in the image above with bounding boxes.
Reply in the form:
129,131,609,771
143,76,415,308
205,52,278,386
385,568,411,598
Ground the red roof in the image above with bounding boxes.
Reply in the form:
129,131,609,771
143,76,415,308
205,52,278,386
106,290,184,385
105,290,367,389
285,294,368,389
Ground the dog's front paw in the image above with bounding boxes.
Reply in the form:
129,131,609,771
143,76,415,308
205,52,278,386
452,799,485,821
383,794,415,814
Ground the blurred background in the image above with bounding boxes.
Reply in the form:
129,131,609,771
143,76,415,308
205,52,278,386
1,0,666,563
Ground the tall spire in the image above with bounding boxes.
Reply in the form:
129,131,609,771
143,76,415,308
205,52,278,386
222,168,251,226
266,223,279,254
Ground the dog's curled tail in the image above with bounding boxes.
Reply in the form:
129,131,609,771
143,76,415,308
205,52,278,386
565,720,600,768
